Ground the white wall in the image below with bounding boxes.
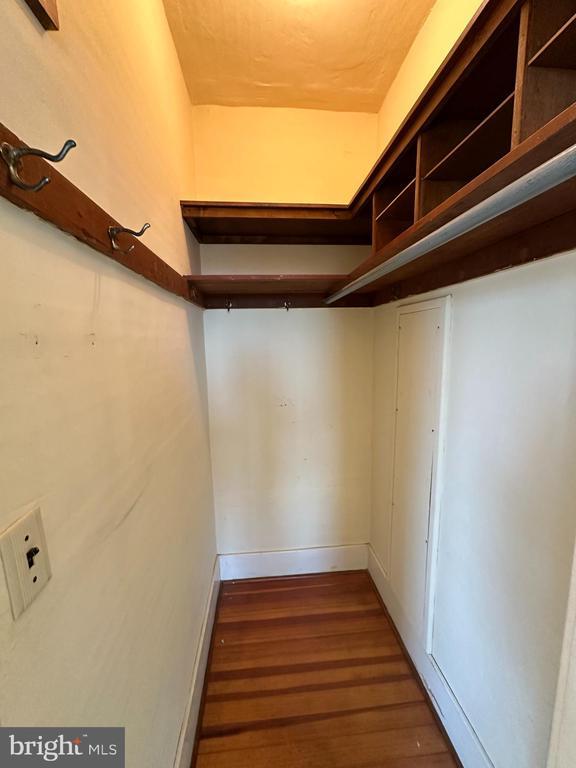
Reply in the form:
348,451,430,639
547,538,576,768
200,243,369,276
371,251,576,768
0,3,216,768
204,309,374,555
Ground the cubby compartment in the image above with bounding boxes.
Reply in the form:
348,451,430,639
514,0,576,143
525,0,576,62
372,142,417,253
413,15,519,218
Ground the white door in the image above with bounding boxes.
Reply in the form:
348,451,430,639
390,298,447,641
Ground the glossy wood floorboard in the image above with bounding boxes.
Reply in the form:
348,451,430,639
193,571,458,768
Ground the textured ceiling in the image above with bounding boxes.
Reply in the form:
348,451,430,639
163,0,437,112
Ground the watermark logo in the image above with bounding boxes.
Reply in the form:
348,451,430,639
0,728,124,766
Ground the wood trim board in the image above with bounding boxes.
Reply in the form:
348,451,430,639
0,121,198,306
22,0,59,30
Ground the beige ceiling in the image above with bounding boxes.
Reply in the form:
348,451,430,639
163,0,437,112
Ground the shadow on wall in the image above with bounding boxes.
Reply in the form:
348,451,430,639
204,309,374,555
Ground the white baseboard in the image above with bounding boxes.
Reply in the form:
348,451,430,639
174,557,220,768
219,544,369,581
368,546,493,768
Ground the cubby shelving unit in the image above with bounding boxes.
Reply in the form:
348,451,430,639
183,0,576,309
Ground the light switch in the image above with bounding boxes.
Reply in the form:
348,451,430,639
0,507,51,620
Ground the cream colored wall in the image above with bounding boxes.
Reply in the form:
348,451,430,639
0,3,216,768
185,1,485,205
547,540,576,768
191,105,377,204
200,243,369,275
376,0,486,152
371,252,576,768
204,309,374,555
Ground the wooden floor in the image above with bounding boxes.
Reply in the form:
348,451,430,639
193,570,459,768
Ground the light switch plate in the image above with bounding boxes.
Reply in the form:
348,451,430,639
0,508,51,620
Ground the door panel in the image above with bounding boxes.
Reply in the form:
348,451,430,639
390,301,446,640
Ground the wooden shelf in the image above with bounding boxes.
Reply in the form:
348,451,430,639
425,94,514,182
529,11,576,69
186,274,347,295
184,274,372,309
347,103,576,305
181,202,371,245
375,179,416,221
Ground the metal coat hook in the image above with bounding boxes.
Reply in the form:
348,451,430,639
226,299,233,312
0,139,76,192
284,299,292,312
108,222,151,254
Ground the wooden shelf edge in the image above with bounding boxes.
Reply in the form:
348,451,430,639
371,207,576,306
186,274,350,297
202,293,373,310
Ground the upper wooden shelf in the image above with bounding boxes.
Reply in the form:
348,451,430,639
182,0,576,309
181,202,371,245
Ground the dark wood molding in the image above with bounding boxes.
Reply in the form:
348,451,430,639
185,274,372,308
200,293,373,310
22,0,59,30
0,122,198,306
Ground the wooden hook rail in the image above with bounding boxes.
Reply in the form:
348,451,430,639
0,121,201,307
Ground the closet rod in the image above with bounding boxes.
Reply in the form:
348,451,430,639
326,142,576,304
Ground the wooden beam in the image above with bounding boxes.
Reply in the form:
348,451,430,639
0,122,197,305
22,0,59,30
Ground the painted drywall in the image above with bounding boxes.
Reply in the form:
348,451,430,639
200,243,369,275
0,4,216,768
204,309,374,555
547,538,576,768
371,252,576,768
191,105,378,204
184,0,485,206
377,0,485,152
164,0,435,112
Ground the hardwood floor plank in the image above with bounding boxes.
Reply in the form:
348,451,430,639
207,658,411,697
197,725,453,768
202,678,423,729
193,571,460,768
198,702,435,753
211,635,403,673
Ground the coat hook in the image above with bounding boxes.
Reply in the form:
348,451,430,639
108,222,151,254
0,139,76,192
284,299,292,312
226,299,233,313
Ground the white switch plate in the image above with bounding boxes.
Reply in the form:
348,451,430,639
0,507,51,620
